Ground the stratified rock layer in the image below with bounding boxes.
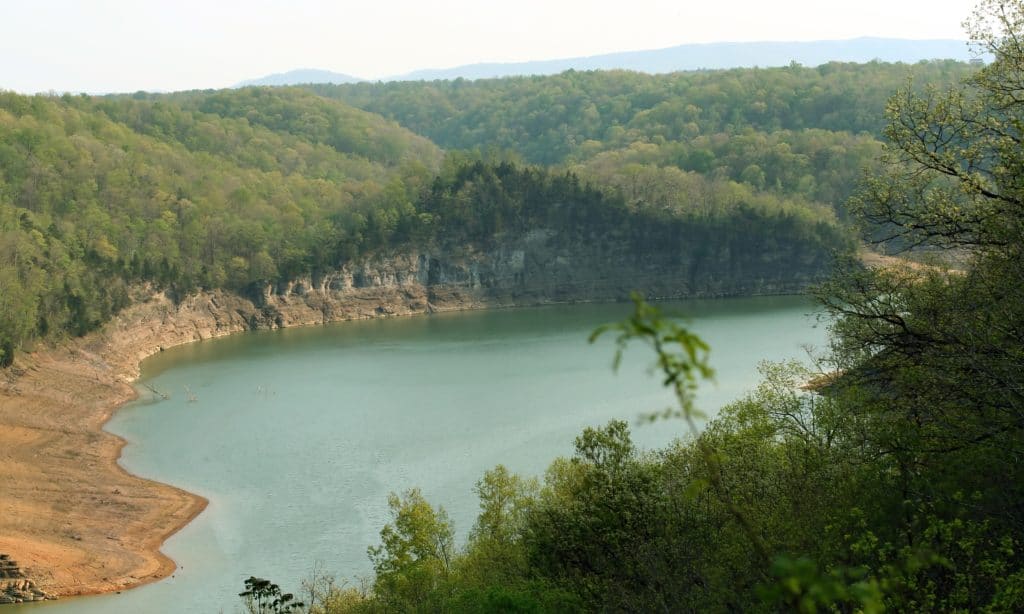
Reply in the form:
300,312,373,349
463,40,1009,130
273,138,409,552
0,556,57,604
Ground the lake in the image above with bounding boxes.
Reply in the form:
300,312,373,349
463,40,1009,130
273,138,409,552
19,296,827,613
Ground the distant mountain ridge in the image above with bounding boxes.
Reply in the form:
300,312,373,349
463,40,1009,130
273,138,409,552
236,68,363,87
238,37,980,87
396,37,979,81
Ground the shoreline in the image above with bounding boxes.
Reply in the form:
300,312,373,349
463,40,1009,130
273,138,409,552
0,335,211,600
99,394,212,596
2,298,251,599
0,284,484,600
0,281,817,602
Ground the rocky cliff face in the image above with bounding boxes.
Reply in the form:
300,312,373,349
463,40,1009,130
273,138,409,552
311,227,828,308
292,227,828,308
97,229,831,378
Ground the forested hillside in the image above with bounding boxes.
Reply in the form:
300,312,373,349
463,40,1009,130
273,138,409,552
4,61,975,366
316,61,974,216
319,62,975,155
0,89,445,364
0,64,882,366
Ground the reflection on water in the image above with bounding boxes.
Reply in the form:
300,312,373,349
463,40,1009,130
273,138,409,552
21,297,827,613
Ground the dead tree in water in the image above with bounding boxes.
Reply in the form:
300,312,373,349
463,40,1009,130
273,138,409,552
143,383,170,400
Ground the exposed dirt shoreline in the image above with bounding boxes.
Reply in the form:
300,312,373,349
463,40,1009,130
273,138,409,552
0,321,209,599
0,281,477,600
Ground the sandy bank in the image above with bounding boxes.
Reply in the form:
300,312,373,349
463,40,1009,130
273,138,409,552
0,334,207,598
0,281,461,599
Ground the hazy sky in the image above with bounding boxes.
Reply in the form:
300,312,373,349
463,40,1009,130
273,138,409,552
1,0,974,94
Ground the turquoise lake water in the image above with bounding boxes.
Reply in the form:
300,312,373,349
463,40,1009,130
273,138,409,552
18,296,828,613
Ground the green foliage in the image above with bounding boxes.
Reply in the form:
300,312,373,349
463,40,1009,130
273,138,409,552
367,489,455,611
311,62,978,228
315,62,974,166
821,0,1024,546
460,465,538,589
0,339,12,368
419,158,849,265
782,2,1024,609
590,293,712,424
0,80,850,367
0,88,442,362
760,556,884,614
239,576,305,613
4,57,883,369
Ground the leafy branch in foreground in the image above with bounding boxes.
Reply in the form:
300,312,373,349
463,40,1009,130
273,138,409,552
590,292,771,567
590,292,713,427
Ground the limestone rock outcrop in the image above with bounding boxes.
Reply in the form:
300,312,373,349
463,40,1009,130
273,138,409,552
95,232,833,379
0,556,56,604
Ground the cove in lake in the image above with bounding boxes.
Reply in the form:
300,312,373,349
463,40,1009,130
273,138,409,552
19,296,827,613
